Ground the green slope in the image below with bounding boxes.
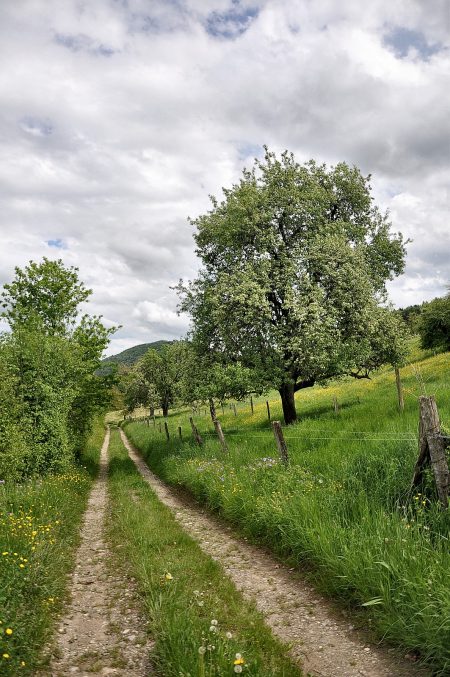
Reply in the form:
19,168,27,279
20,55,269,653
99,340,172,374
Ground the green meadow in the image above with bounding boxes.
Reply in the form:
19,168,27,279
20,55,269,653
124,347,450,675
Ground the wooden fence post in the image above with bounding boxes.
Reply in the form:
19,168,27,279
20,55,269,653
250,396,254,415
178,426,182,441
158,422,162,433
221,403,225,415
164,421,170,441
272,421,289,466
189,417,204,446
395,367,404,412
266,400,271,421
233,404,237,417
333,396,339,414
214,419,228,452
411,396,449,509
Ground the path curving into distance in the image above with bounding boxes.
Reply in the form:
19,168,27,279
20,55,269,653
120,428,430,677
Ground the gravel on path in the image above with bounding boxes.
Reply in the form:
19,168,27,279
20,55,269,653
41,429,152,677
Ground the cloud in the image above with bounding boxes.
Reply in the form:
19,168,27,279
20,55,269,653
0,0,449,356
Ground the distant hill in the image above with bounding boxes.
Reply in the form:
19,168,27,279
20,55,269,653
99,340,171,373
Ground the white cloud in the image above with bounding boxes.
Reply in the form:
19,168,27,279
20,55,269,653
0,0,449,356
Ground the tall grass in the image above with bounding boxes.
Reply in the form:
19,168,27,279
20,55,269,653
0,419,104,676
125,352,450,675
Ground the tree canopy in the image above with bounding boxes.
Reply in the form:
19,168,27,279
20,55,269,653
178,148,408,424
1,257,91,335
419,293,450,351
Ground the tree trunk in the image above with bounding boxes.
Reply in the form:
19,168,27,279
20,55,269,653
149,406,155,417
279,382,297,425
162,404,169,417
209,398,216,422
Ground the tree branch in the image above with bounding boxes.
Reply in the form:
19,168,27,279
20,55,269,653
349,370,371,380
294,377,315,392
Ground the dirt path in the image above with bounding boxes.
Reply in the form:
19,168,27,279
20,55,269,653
42,429,152,677
121,429,430,677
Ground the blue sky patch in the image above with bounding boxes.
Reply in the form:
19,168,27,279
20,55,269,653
20,116,53,137
46,239,66,249
238,143,262,161
383,26,442,60
54,32,117,57
206,2,259,39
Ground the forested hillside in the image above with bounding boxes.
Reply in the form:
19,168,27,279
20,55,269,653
100,340,172,370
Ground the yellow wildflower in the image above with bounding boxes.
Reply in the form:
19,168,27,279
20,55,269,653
234,653,245,665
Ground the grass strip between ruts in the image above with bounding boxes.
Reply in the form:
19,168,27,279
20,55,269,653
107,426,302,677
0,419,104,676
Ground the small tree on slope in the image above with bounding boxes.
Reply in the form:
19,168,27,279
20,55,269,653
178,149,408,424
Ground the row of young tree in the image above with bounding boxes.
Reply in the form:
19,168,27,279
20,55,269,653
124,149,413,424
0,258,116,481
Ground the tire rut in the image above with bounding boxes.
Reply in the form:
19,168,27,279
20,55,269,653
41,429,152,677
121,428,430,677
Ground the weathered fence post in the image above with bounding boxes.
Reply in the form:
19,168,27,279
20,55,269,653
395,367,404,412
164,421,170,441
411,396,449,509
266,400,271,421
221,403,225,415
333,396,339,414
250,396,254,415
158,422,162,433
214,419,228,452
272,421,289,466
189,417,204,446
233,404,237,417
178,425,182,441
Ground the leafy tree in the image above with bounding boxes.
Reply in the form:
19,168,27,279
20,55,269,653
138,342,188,417
69,316,117,445
177,341,258,421
0,337,29,480
0,259,116,478
1,258,91,335
397,303,424,334
419,293,450,351
122,367,159,415
178,149,408,424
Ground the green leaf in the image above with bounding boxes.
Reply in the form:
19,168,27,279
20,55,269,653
361,597,383,607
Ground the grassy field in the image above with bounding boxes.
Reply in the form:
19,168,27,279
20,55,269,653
107,427,302,676
123,348,450,675
0,419,104,676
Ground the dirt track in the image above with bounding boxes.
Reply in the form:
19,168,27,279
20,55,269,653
42,429,152,677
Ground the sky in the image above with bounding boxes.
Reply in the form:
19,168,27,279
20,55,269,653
0,0,449,356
